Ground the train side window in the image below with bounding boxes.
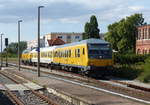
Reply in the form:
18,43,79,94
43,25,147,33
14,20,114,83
59,51,60,57
78,49,80,57
41,52,43,57
57,51,59,57
65,50,67,58
83,48,85,55
67,50,68,58
66,50,67,58
67,50,69,57
55,51,57,57
66,50,68,58
50,51,52,58
48,52,51,58
46,52,48,58
75,49,77,57
60,51,62,58
49,52,50,58
63,51,64,57
61,51,63,57
64,51,66,57
69,50,71,57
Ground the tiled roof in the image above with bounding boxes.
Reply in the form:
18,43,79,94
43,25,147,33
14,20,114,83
47,38,66,46
50,32,83,35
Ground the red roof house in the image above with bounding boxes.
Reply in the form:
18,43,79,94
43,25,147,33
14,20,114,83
47,38,66,46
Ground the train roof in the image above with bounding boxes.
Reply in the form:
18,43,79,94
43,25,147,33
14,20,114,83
22,49,31,54
56,38,109,48
30,46,57,53
40,46,57,52
23,39,109,53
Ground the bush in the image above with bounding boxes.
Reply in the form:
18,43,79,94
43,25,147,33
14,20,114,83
112,65,142,80
138,57,150,83
114,53,150,64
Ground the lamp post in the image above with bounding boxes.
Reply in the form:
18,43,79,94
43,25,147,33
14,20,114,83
18,20,22,71
1,33,4,68
37,6,44,77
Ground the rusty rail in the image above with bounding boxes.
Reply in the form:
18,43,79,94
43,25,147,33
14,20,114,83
7,63,150,100
0,83,24,105
0,71,58,105
111,80,150,92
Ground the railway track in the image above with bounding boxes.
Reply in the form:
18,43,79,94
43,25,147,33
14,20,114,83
8,62,150,93
0,71,59,105
110,79,150,92
0,83,24,105
6,63,150,104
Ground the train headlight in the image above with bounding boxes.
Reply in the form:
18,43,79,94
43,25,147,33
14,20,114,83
107,44,111,48
99,56,102,59
90,63,94,66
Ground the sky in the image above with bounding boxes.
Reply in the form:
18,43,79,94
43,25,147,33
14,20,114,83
0,0,150,45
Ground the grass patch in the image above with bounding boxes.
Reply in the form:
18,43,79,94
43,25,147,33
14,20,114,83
8,58,18,62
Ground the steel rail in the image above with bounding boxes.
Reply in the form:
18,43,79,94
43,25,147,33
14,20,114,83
0,71,59,105
7,62,150,104
0,82,24,105
8,62,150,93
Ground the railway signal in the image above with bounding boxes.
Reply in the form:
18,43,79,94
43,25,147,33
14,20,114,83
5,38,8,67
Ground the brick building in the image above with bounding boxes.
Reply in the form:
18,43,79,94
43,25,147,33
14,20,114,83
136,24,150,54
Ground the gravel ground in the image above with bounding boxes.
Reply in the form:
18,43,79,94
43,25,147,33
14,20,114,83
0,91,15,105
13,90,49,105
0,74,15,84
11,89,74,105
42,89,74,105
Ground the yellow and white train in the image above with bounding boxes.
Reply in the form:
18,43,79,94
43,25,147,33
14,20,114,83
21,38,113,75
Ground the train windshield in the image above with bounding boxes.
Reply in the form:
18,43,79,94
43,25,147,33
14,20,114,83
88,44,112,59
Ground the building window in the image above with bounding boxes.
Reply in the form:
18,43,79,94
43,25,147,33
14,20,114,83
145,28,147,39
145,50,147,54
149,28,150,39
138,29,141,40
75,36,80,39
137,49,141,54
142,29,144,39
58,36,62,39
67,36,71,39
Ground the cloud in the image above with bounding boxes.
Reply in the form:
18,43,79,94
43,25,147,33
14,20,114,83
128,6,144,11
0,0,149,25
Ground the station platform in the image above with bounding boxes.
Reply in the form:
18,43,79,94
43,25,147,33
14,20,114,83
0,83,43,91
124,80,150,88
3,68,148,105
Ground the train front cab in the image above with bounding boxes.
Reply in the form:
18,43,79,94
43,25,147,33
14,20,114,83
86,43,114,76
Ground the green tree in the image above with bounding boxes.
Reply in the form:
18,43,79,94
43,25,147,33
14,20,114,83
105,13,145,53
83,15,100,39
4,41,27,57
